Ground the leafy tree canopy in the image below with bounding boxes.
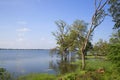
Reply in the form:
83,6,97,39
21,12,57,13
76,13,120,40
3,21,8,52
108,0,120,29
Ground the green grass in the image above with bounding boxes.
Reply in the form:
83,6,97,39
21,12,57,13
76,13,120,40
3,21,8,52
86,55,106,59
85,55,95,58
65,58,120,80
17,58,120,80
85,59,113,72
17,74,57,80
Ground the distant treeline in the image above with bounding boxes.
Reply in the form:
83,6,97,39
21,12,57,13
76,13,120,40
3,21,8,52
0,48,50,50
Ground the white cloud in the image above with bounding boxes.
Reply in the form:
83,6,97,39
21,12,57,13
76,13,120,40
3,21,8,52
16,27,31,32
17,21,27,25
18,33,24,37
0,40,15,48
17,37,24,42
37,37,56,49
0,37,56,49
40,37,46,41
16,27,31,44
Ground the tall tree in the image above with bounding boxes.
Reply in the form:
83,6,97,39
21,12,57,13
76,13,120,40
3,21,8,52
80,0,109,70
108,0,120,29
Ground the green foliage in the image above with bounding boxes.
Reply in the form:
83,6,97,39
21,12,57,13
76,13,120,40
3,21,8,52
86,60,113,72
52,20,70,60
69,20,90,53
108,0,120,29
107,43,120,71
59,71,114,80
107,30,120,72
109,30,120,43
0,68,12,80
59,59,120,80
93,39,109,56
17,59,120,80
52,20,92,61
17,74,56,80
58,73,76,80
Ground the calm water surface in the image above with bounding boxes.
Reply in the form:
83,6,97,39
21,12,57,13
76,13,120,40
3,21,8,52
0,49,59,77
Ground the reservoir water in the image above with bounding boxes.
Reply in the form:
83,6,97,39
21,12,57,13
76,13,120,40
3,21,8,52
0,49,59,77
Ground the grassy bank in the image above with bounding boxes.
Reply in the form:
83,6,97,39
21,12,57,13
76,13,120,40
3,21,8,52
17,74,57,80
17,57,120,80
57,59,112,80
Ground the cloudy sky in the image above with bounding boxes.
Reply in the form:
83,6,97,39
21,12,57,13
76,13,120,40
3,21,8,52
0,0,114,49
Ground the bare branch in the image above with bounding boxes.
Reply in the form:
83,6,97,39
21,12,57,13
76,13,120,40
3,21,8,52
97,0,103,10
99,0,109,10
94,0,97,10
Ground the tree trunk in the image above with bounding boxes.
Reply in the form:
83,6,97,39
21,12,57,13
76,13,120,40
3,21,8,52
80,28,92,70
63,50,67,61
81,49,85,70
64,55,67,61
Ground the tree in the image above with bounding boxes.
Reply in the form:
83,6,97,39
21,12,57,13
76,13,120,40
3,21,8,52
69,20,92,57
52,20,91,61
107,24,120,78
109,30,120,44
108,0,120,29
93,39,109,56
52,20,70,61
107,30,120,70
80,0,109,70
69,20,88,51
53,0,109,70
108,43,120,70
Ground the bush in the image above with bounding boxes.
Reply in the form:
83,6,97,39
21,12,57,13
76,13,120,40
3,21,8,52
107,43,120,72
0,68,12,80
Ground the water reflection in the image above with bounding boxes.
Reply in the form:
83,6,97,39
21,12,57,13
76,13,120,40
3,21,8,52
0,49,54,76
0,49,78,77
49,59,78,74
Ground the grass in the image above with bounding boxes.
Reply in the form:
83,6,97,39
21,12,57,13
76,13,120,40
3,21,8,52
63,57,120,80
86,59,113,72
85,55,95,58
17,56,120,80
17,74,57,80
58,59,118,80
85,55,106,59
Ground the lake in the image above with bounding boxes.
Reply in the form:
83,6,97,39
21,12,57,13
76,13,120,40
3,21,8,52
0,49,60,77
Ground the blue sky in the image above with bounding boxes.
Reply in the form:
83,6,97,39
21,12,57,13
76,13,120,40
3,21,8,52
0,0,114,49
